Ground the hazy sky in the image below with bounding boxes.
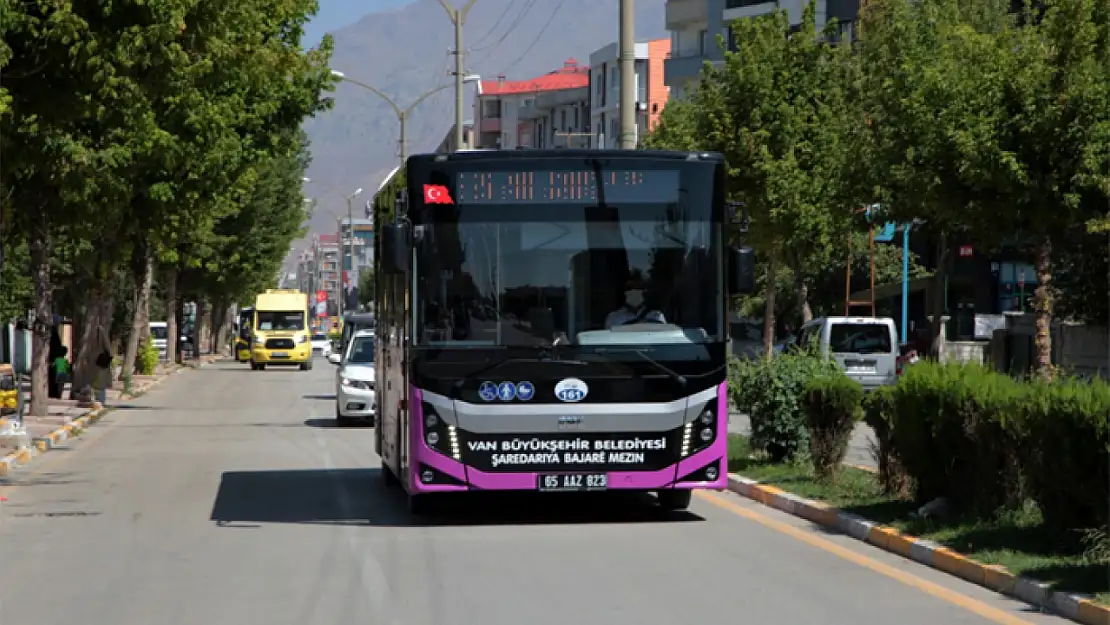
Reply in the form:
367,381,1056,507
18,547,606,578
303,0,414,47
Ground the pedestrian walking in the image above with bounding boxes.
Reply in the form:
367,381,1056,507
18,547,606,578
47,316,66,399
94,323,113,405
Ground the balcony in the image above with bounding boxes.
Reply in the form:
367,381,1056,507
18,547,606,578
666,0,708,29
723,0,778,21
479,117,501,134
664,54,710,86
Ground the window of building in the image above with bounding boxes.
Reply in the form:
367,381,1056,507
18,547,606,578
482,99,501,119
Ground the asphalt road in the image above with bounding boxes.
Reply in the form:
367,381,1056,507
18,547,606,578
0,360,1073,625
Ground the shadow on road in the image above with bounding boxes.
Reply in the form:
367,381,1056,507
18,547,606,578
209,468,706,527
302,418,367,428
302,394,336,401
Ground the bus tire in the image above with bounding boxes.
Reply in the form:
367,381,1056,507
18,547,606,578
407,493,433,516
657,489,692,511
381,460,400,487
299,361,310,371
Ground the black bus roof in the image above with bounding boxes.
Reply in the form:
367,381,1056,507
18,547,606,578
407,149,725,166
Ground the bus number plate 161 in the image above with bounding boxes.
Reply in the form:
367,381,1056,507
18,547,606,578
537,473,607,492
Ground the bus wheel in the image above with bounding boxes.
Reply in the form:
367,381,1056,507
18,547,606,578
657,489,692,511
381,460,400,487
249,361,258,370
407,493,434,516
299,361,311,371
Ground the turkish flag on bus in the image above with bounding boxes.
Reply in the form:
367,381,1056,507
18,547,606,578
423,184,453,205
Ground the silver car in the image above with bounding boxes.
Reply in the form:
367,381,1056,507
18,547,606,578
328,330,376,426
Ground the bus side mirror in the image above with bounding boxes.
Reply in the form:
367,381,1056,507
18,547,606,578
729,246,756,295
380,223,410,274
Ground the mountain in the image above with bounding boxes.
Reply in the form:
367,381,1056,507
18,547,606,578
299,0,666,238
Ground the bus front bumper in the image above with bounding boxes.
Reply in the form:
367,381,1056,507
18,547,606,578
251,346,311,364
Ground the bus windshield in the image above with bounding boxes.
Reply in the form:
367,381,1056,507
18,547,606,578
255,311,305,331
414,163,723,349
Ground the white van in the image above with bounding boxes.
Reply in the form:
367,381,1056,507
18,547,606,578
149,321,168,360
794,316,900,390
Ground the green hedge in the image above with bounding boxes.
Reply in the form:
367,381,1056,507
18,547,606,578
729,356,1110,536
804,373,863,482
729,351,841,463
867,361,1109,535
138,338,159,375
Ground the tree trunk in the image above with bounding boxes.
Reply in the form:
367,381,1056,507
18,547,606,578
121,245,153,379
794,271,813,324
164,269,179,364
762,252,779,359
1033,236,1054,379
928,233,949,360
195,299,209,358
70,279,108,400
211,300,227,354
28,226,52,417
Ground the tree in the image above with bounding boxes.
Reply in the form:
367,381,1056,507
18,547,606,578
856,0,1015,357
676,6,863,355
984,0,1110,376
358,268,375,308
2,1,169,415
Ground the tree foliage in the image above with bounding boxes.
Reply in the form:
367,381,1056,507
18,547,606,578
646,0,1110,374
0,0,334,414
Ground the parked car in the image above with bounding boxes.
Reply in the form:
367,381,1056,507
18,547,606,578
792,316,901,391
327,329,376,426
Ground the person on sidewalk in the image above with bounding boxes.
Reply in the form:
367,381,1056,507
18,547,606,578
47,316,66,399
93,324,113,406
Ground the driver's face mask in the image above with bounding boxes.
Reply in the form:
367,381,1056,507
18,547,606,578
625,289,644,308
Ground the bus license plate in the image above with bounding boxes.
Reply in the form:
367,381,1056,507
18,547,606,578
537,473,607,492
271,351,288,358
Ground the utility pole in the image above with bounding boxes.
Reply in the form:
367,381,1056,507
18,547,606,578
335,217,343,319
618,0,637,149
438,0,478,152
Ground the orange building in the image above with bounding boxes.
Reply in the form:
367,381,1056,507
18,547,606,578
588,38,671,148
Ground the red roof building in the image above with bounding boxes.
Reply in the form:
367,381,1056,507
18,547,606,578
473,59,592,149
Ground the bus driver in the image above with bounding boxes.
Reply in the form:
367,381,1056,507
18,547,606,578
605,271,666,329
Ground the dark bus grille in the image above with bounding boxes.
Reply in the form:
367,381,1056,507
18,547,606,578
265,338,295,349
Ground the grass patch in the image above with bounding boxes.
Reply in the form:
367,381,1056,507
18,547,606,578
725,433,1109,605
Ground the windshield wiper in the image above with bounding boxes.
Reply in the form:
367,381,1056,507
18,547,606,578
591,348,687,388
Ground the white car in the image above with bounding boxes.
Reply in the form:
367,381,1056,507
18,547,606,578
310,332,332,358
328,330,375,426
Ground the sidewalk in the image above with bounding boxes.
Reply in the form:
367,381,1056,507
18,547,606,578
0,353,225,478
728,408,878,469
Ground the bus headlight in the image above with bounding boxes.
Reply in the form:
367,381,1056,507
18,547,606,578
253,335,264,345
421,402,461,461
681,402,717,457
295,333,308,344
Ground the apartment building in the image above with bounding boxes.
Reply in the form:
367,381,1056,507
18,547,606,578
589,38,671,149
313,233,340,316
339,217,374,287
665,0,855,98
473,59,591,150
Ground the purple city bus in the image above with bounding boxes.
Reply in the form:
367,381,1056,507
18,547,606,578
373,149,755,514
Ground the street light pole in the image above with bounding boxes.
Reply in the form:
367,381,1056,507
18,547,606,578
344,188,363,314
331,70,479,166
437,0,478,151
618,0,637,149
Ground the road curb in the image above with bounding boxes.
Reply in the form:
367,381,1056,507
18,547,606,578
726,474,1109,625
0,358,220,479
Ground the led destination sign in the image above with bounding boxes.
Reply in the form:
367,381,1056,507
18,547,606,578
454,170,680,204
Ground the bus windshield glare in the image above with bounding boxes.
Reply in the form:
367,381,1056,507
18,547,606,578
415,165,723,351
